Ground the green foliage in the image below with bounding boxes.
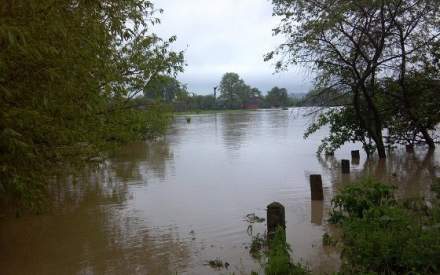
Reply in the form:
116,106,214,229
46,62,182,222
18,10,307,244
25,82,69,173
250,233,266,259
265,227,310,275
206,259,225,269
432,178,440,198
329,178,440,274
0,0,183,211
143,75,186,103
381,74,440,146
329,178,395,223
218,72,252,109
300,88,349,107
322,232,336,246
305,108,375,156
268,0,440,157
265,87,288,108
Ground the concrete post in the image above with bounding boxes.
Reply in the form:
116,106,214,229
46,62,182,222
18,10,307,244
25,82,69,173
351,150,360,159
341,159,350,174
309,174,324,201
267,202,285,240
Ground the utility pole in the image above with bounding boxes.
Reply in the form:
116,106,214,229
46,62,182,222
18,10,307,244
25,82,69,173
213,86,217,106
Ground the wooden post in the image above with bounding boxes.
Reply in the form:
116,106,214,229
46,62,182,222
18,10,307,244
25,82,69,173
341,159,350,174
267,202,285,240
351,150,360,159
351,150,360,165
309,174,324,201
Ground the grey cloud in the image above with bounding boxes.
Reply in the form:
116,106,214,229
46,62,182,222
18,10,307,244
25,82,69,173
153,0,313,94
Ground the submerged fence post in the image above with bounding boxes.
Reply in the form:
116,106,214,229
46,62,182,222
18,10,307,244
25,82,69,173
351,150,360,165
341,159,350,174
351,150,360,159
267,202,285,241
309,174,324,201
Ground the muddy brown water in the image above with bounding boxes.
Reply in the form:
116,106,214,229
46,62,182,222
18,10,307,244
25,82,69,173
1,108,439,274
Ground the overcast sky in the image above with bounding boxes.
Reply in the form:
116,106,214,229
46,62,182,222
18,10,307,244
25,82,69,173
153,0,313,95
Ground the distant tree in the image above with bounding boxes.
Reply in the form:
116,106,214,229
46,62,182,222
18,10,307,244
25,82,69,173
190,95,216,110
265,87,289,107
143,75,186,103
250,88,263,99
218,73,248,109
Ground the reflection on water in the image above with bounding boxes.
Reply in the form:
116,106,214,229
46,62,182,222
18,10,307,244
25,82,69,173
0,109,439,275
111,140,174,183
310,201,324,226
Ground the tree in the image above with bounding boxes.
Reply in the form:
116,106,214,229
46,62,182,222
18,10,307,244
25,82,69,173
0,0,184,211
305,107,376,157
381,73,440,146
218,72,248,109
143,75,186,103
265,87,289,107
189,95,217,110
268,0,440,158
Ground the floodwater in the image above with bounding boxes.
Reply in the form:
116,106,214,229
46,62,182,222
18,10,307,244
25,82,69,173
1,108,439,274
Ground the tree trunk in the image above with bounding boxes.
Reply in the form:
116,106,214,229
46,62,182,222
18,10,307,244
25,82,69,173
420,128,436,150
376,139,387,159
371,131,387,159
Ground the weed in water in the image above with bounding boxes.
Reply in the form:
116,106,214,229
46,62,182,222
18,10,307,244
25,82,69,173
206,259,224,269
322,232,336,246
328,177,440,274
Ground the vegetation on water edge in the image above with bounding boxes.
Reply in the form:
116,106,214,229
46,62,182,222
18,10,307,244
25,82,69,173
265,227,310,275
0,0,183,212
329,178,440,274
269,0,440,158
244,212,310,275
139,72,303,113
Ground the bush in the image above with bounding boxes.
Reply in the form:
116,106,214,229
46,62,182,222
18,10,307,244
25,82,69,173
330,178,440,274
265,227,310,275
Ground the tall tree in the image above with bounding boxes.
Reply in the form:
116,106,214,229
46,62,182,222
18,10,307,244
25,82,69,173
143,75,186,103
268,0,440,157
218,72,248,109
266,87,289,107
0,0,184,210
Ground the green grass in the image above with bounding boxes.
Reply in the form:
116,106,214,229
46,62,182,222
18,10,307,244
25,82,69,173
329,177,440,274
265,227,310,275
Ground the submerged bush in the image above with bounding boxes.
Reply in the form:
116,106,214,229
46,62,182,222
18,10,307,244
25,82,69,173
265,227,310,275
330,178,440,274
329,178,395,223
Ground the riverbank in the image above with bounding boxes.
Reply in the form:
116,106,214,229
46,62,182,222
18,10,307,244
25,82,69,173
174,108,270,116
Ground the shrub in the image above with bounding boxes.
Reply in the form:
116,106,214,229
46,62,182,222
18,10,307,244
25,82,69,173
265,227,310,275
330,178,440,274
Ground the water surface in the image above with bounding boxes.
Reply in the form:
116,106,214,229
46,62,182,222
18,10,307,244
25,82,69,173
1,109,439,274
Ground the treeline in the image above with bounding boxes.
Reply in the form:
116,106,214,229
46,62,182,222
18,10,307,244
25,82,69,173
138,72,302,112
0,0,183,211
269,0,440,158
